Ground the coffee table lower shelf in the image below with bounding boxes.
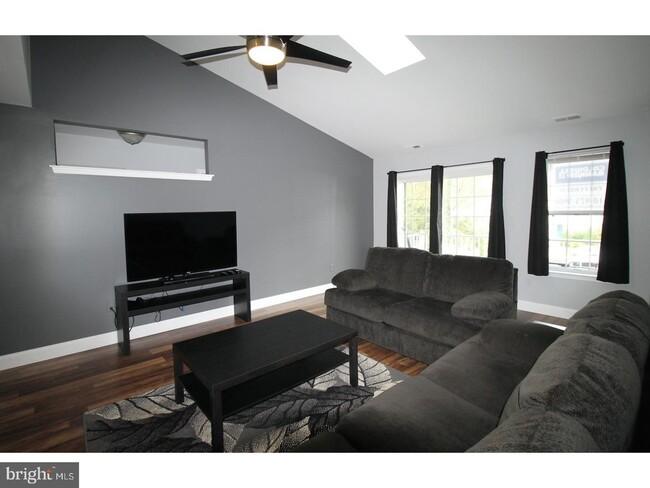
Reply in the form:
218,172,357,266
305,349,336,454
179,348,350,422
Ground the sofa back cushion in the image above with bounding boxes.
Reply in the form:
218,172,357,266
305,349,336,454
571,295,650,333
565,295,650,373
499,333,640,451
468,409,600,452
365,247,430,297
565,317,649,374
423,254,514,303
588,290,650,309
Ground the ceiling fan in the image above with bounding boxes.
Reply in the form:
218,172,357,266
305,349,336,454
181,35,352,88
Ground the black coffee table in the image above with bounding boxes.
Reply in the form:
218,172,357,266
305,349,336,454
173,309,358,452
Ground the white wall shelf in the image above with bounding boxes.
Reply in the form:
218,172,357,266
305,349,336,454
52,121,211,181
49,165,214,181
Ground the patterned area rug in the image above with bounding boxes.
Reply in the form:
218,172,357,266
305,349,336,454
83,351,405,452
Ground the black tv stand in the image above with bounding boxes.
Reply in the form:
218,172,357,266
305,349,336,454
114,270,251,355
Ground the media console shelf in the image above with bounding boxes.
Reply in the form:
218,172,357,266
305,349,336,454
114,270,251,355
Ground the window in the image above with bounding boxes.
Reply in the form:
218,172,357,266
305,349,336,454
442,165,492,257
397,163,492,256
398,177,431,249
547,148,609,277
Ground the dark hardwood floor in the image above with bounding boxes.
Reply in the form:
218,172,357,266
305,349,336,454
0,294,566,452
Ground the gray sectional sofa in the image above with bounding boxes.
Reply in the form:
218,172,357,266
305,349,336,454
295,290,650,452
326,247,518,364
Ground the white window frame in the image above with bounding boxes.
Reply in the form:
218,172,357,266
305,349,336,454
547,148,610,280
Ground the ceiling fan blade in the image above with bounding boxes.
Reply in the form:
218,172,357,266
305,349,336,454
181,45,246,60
278,36,294,43
263,64,278,88
285,40,351,69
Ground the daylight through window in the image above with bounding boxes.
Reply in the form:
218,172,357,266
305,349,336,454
547,148,609,277
397,163,493,257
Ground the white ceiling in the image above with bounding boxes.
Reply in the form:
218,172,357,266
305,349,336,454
150,36,650,160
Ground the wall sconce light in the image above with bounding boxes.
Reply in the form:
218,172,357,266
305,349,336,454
117,130,146,145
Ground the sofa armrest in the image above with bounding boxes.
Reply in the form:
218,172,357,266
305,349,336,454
331,269,377,292
451,291,514,321
479,319,563,365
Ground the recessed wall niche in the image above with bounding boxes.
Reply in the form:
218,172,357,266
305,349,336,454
51,121,212,181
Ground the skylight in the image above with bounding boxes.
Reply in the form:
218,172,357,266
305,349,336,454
341,35,425,75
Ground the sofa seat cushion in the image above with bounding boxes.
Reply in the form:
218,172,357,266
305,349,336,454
500,333,640,451
324,288,413,323
420,321,561,417
420,337,529,417
468,409,600,452
336,376,498,452
451,291,514,321
383,297,481,347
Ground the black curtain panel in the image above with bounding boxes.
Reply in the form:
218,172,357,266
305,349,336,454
528,151,549,275
597,141,629,283
429,165,444,254
488,158,506,259
387,171,399,247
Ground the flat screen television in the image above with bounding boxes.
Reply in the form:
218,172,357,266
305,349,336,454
124,211,237,282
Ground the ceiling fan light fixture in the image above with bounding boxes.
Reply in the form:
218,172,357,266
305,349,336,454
247,36,286,66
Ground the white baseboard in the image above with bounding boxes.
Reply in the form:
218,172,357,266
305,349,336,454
518,300,576,319
0,283,334,372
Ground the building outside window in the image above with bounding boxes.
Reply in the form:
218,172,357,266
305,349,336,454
547,148,609,277
397,163,492,257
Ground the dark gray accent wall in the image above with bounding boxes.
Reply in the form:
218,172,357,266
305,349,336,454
0,36,373,356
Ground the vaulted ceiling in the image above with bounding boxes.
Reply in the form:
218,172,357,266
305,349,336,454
3,35,650,161
151,36,650,160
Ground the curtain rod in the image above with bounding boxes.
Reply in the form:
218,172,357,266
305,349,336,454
546,143,611,156
389,159,496,175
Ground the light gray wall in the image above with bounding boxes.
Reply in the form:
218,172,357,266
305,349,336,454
373,109,650,312
0,36,373,356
